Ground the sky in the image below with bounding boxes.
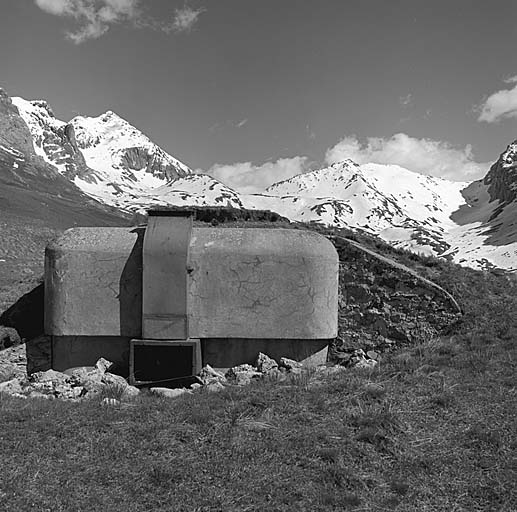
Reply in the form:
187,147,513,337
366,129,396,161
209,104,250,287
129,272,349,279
2,0,517,192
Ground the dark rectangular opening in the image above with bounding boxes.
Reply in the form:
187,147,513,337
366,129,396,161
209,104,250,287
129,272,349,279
134,344,193,382
129,339,202,386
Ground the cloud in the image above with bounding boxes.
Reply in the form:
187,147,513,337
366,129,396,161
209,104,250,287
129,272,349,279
325,133,488,181
477,79,517,123
34,0,204,43
236,118,248,128
399,93,413,107
168,6,204,33
206,156,309,194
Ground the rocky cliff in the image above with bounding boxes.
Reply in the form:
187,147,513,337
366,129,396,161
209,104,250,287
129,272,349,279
483,140,517,205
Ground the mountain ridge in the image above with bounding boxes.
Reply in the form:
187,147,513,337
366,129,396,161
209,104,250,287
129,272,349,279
3,88,517,272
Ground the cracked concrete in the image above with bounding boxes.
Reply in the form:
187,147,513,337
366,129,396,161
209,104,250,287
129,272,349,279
44,226,339,371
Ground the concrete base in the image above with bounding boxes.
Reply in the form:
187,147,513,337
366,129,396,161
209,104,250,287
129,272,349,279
201,338,330,369
49,336,330,378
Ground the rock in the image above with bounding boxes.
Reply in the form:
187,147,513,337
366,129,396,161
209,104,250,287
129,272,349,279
0,344,27,381
346,283,373,303
150,387,192,398
0,326,21,350
190,383,202,391
95,358,114,374
334,351,352,364
122,385,140,399
198,365,226,385
30,369,69,385
0,378,23,395
206,381,225,392
225,364,262,386
355,358,378,370
67,367,104,391
255,352,278,374
279,357,303,372
57,385,85,399
101,372,129,387
366,350,380,360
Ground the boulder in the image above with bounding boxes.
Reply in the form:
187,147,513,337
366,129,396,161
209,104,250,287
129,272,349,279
279,357,302,372
255,353,278,374
150,387,192,398
206,381,225,392
0,327,21,350
225,364,262,386
0,378,23,395
30,369,70,385
198,365,227,385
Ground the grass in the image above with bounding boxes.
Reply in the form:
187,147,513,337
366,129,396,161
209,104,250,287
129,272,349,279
0,222,516,510
1,316,515,511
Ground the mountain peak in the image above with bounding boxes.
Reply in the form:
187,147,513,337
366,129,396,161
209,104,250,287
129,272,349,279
329,158,360,169
483,139,517,204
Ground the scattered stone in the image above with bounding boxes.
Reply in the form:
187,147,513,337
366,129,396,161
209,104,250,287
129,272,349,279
0,326,21,350
206,381,225,392
0,344,27,382
225,364,262,386
355,358,377,370
95,358,114,374
150,387,192,398
366,350,380,360
0,378,23,395
279,357,302,372
198,365,227,385
30,369,69,384
333,351,352,364
0,358,138,401
256,352,278,373
102,372,130,388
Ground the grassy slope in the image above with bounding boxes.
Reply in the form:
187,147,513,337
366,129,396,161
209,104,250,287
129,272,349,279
0,233,516,511
0,178,129,312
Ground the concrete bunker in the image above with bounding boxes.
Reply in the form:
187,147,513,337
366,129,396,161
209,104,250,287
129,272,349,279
44,210,339,385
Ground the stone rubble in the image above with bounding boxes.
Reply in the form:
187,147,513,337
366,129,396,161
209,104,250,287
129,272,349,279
225,364,263,386
0,357,140,401
256,352,278,373
0,348,379,401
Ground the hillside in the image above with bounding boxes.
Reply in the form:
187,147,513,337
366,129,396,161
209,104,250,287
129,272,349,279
0,241,515,510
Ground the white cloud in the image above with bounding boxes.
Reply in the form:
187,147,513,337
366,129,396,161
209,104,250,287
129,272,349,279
34,0,204,43
236,118,248,128
325,133,488,181
478,79,517,123
399,93,413,107
169,6,204,33
35,0,71,15
206,156,309,194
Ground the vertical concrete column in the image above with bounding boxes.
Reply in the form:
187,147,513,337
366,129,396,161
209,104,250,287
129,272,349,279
142,210,192,339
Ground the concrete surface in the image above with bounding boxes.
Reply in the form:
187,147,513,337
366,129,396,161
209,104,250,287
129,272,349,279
45,226,338,339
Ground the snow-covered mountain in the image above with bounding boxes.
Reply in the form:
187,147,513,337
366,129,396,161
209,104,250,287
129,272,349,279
5,90,517,272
